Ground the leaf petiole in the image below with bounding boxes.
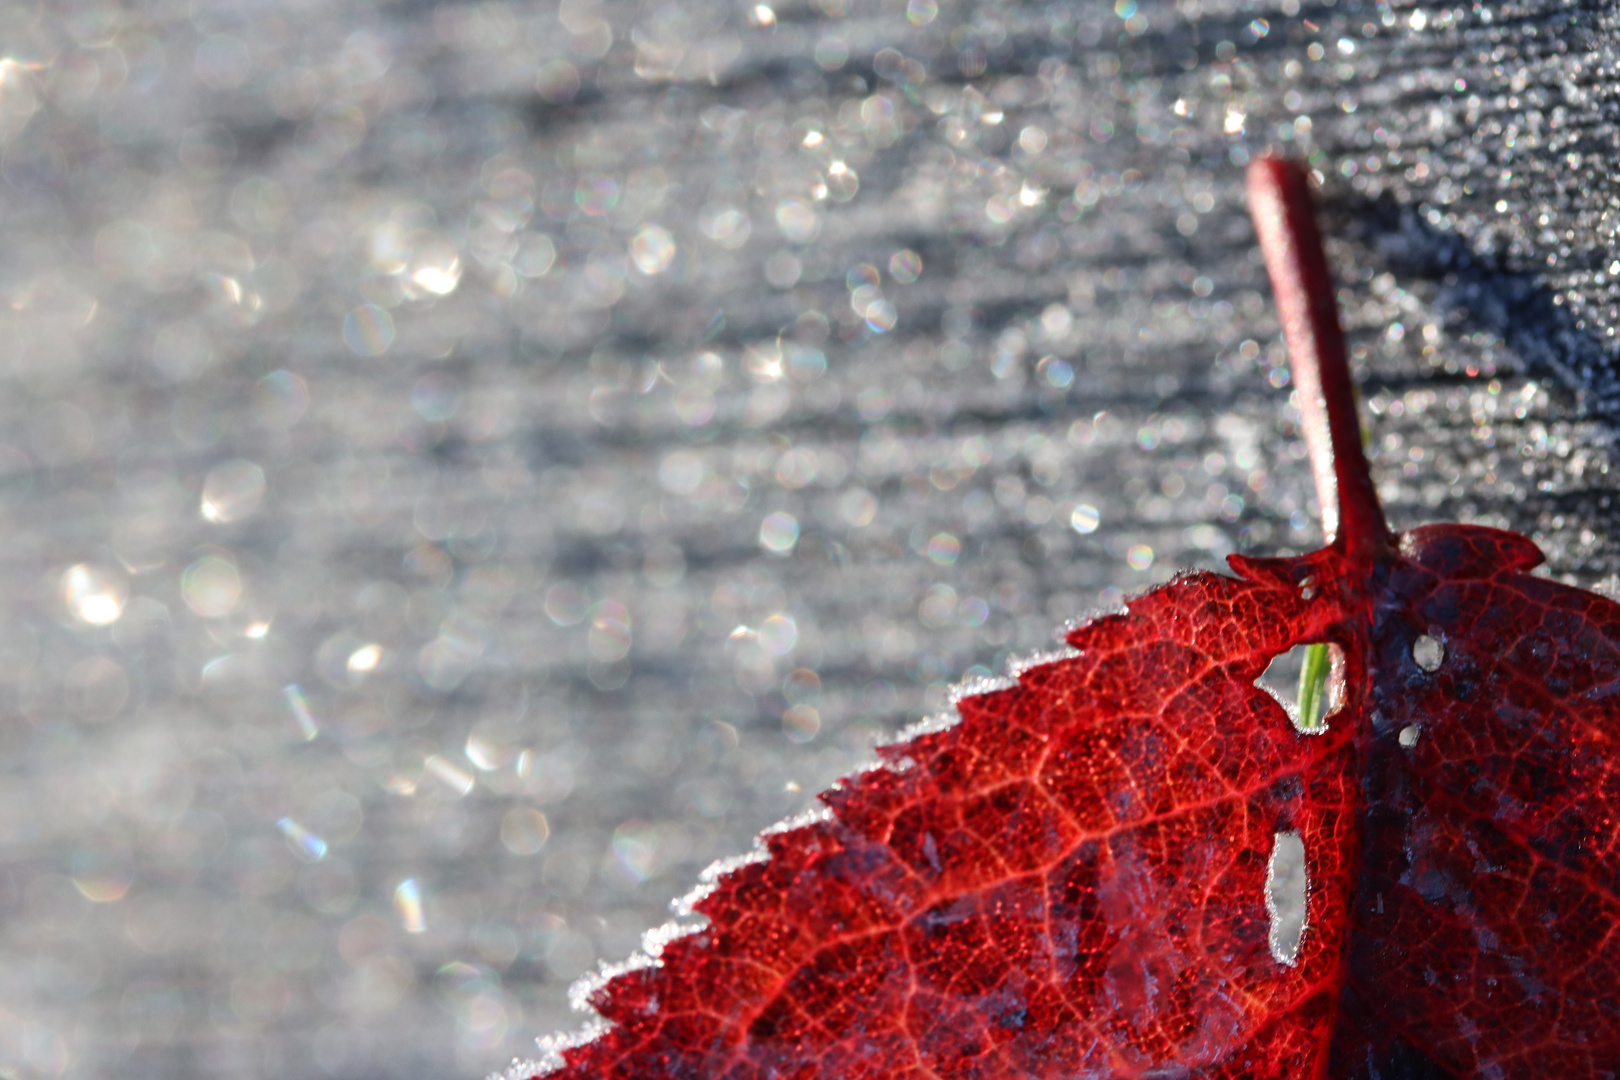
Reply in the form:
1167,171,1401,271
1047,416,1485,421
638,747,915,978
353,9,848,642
1246,159,1392,561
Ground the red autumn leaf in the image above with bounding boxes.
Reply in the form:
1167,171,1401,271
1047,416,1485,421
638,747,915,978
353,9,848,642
522,160,1620,1079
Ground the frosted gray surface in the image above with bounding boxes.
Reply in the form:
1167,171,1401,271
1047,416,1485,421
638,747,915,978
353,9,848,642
0,0,1615,1077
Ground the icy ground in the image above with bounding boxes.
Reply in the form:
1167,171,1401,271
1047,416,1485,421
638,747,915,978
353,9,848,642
0,0,1616,1076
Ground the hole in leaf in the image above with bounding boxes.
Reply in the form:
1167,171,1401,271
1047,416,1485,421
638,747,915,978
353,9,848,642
1412,633,1443,672
1266,830,1308,966
1257,642,1343,733
1398,724,1420,748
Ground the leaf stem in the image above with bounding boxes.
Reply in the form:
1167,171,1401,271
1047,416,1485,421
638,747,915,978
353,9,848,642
1245,158,1391,560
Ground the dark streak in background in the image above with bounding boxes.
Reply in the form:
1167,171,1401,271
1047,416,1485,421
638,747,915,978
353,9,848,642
0,0,1614,1077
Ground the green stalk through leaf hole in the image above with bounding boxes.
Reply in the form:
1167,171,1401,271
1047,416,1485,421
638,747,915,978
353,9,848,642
1295,642,1331,731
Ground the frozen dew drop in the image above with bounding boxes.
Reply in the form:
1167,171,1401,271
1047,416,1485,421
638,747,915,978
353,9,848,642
840,488,877,528
1038,355,1074,388
906,0,939,23
464,732,508,772
0,59,41,135
283,684,319,741
774,197,821,244
856,386,891,420
788,346,825,379
845,263,881,291
758,511,800,555
199,458,266,523
764,251,802,288
1413,633,1444,672
513,233,557,278
1266,830,1308,966
825,160,859,200
888,248,923,283
544,582,588,626
181,555,243,618
500,808,550,855
70,843,135,903
342,302,395,357
699,205,750,249
1070,503,1100,534
1041,303,1074,336
394,879,426,933
925,532,960,566
408,241,462,296
411,372,460,422
864,298,898,333
813,37,849,71
61,563,126,626
1398,724,1420,748
757,613,798,656
346,642,383,676
630,225,676,274
576,175,621,217
658,448,706,495
587,600,633,663
782,704,821,742
276,817,328,862
251,369,311,428
535,57,581,102
424,754,476,796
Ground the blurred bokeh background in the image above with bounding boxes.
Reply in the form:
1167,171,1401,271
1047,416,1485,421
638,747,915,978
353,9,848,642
0,0,1616,1076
